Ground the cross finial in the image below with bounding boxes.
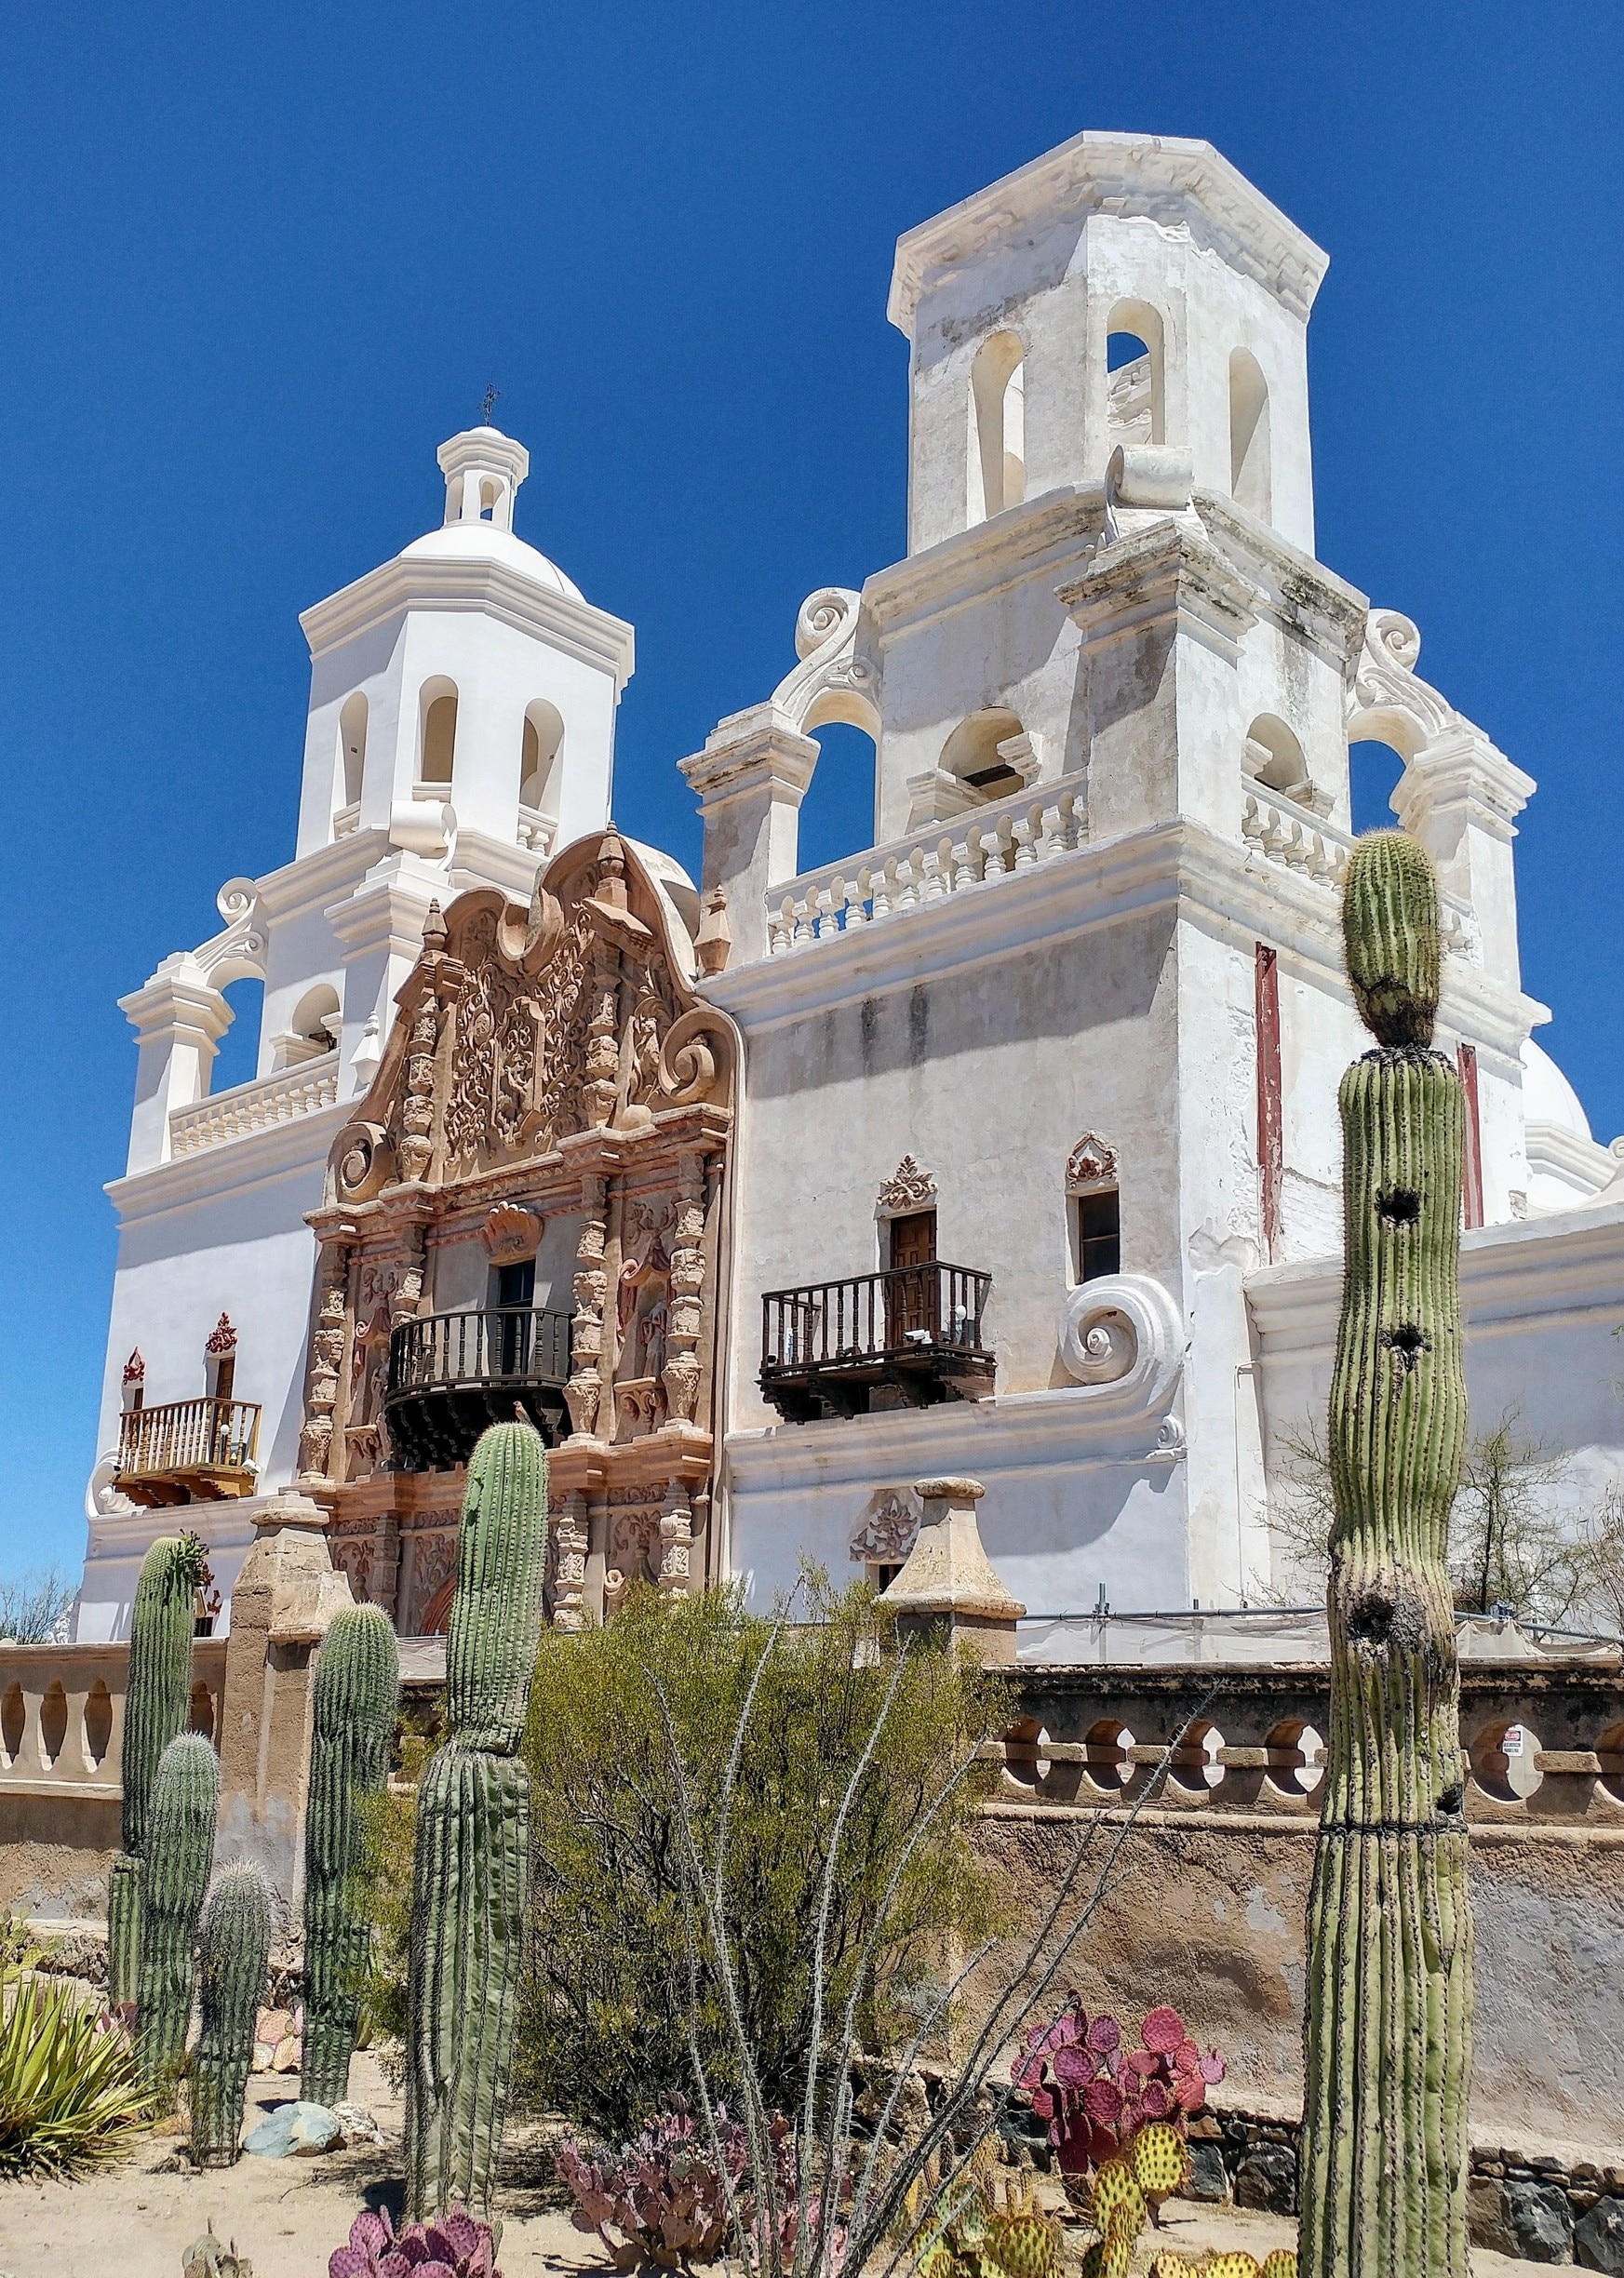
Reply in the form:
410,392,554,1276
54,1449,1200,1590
479,382,501,427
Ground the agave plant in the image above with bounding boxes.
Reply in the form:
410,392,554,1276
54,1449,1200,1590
328,2204,500,2278
0,1976,149,2178
1011,1999,1224,2181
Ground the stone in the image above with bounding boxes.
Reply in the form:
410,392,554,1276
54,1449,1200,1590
1469,2176,1518,2256
1576,2197,1624,2274
1181,2142,1230,2203
1234,2141,1296,2215
242,2100,341,2159
332,2102,383,2147
1507,2177,1576,2263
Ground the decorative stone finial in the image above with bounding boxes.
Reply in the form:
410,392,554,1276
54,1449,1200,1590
694,886,732,978
876,1478,1026,1667
423,900,448,953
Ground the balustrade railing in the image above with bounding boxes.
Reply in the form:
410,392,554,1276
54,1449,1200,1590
0,1639,226,1796
762,1262,991,1373
388,1306,574,1397
169,1049,342,1157
114,1397,262,1494
766,777,1086,955
1241,784,1476,958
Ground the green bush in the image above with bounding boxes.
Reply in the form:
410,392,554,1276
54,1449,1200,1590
516,1576,1009,2139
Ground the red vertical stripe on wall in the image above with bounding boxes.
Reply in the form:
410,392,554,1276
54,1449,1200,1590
1458,1041,1484,1230
1255,943,1282,1262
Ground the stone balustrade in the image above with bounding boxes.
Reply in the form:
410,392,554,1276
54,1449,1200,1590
168,1049,341,1157
990,1658,1624,1826
0,1638,227,1802
1241,785,1476,958
766,775,1086,955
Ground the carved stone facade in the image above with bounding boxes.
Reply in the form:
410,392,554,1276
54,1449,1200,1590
296,830,735,1634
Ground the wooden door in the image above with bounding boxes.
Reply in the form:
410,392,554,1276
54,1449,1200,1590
886,1210,937,1346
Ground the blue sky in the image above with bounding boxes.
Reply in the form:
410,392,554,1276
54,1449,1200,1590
1,2,1619,1577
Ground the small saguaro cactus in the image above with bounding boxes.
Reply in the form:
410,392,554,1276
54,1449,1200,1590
404,1421,547,2219
302,1602,400,2108
135,1730,219,2094
192,1862,273,2165
109,1531,207,2004
1299,831,1473,2277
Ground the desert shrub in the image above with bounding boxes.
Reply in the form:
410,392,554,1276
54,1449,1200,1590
517,1576,1009,2138
0,1975,148,2177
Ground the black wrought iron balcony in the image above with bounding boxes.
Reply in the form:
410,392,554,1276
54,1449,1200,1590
384,1306,574,1471
759,1262,994,1423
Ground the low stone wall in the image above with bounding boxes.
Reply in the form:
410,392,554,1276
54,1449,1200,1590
0,1637,226,1915
971,1659,1624,2165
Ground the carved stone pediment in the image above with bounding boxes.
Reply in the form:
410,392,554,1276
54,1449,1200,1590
328,830,736,1203
1067,1132,1117,1190
483,1202,543,1264
877,1155,936,1216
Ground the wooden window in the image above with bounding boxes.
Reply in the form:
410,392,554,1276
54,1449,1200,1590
1076,1187,1121,1283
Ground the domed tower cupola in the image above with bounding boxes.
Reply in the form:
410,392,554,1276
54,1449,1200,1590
436,425,529,534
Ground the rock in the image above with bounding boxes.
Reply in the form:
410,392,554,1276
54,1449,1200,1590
332,2102,383,2147
1181,2142,1230,2204
242,2100,342,2158
1577,2196,1624,2273
1508,2177,1576,2263
1470,2177,1518,2255
1234,2141,1296,2215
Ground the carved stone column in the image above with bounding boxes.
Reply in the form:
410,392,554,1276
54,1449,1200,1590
564,1172,609,1440
398,990,440,1182
659,1478,692,1595
662,1147,708,1425
551,1489,590,1632
297,1240,350,1485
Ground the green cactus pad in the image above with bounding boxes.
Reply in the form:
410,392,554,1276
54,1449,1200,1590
302,1604,398,2108
1342,830,1441,1048
192,1863,272,2165
1131,2119,1188,2204
1090,2159,1144,2235
135,1732,219,2091
1260,2255,1299,2278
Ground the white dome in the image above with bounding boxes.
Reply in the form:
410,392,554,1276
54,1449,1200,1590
398,519,583,602
1521,1038,1593,1140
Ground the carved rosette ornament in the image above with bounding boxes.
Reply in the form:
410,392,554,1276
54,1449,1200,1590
878,1155,937,1215
1066,1132,1117,1189
482,1201,543,1265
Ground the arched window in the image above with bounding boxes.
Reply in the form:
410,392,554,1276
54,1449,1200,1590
1349,739,1407,838
1243,715,1311,801
478,476,501,522
939,708,1031,806
337,690,369,813
519,699,566,822
1229,349,1271,519
968,331,1027,524
208,974,266,1094
1107,301,1165,447
285,983,341,1066
420,680,459,786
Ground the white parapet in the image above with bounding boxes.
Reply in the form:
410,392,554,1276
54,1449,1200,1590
168,1049,341,1158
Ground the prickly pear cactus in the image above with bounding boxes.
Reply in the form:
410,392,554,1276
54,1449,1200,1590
405,1422,547,2218
192,1862,272,2165
1130,2119,1187,2217
302,1603,399,2108
134,1731,218,2092
1299,831,1472,2277
109,1532,206,2003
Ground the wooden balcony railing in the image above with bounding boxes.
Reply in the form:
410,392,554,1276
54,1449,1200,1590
385,1306,574,1470
114,1397,262,1507
759,1261,994,1422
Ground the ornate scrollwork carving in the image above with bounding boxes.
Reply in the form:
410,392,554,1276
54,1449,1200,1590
482,1201,543,1264
1057,1272,1184,1423
334,1121,396,1203
878,1155,937,1216
658,1008,728,1107
1066,1132,1117,1189
769,586,882,741
850,1488,919,1566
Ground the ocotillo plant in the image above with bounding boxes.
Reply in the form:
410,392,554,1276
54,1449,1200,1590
1299,831,1472,2277
404,1421,547,2218
192,1862,272,2165
109,1532,207,2003
135,1731,220,2095
302,1601,399,2107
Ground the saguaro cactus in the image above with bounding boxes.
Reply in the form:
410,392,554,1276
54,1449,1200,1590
135,1731,220,2094
405,1420,547,2218
192,1862,272,2164
1299,831,1473,2277
302,1601,399,2108
109,1532,207,2004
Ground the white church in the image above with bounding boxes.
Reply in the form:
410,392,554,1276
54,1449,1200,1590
76,129,1624,1644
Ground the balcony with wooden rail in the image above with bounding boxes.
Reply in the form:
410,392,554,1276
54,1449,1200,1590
114,1397,262,1507
384,1305,575,1470
759,1260,995,1422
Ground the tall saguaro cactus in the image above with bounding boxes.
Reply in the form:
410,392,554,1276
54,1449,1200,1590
302,1602,399,2108
192,1862,272,2164
109,1532,207,2004
136,1731,220,2095
1300,832,1473,2277
405,1421,547,2218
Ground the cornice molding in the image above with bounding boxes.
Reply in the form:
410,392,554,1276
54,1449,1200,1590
863,487,1106,643
105,1106,343,1226
888,131,1329,335
299,555,636,690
